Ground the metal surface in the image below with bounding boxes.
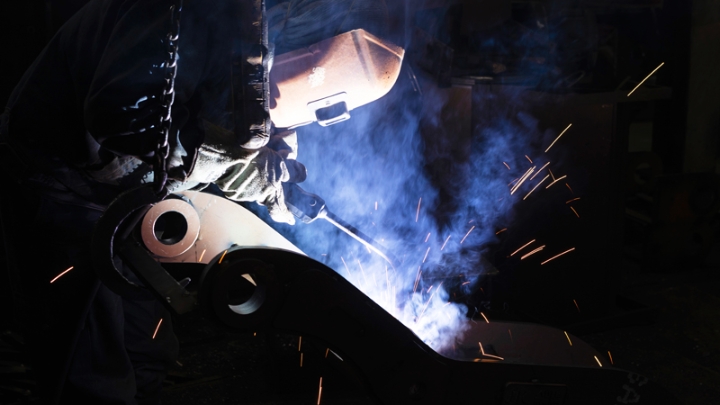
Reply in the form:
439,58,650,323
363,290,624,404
141,197,200,258
198,247,681,405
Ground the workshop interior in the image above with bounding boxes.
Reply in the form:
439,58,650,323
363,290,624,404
1,0,720,404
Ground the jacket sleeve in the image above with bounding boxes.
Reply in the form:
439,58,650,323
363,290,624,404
83,0,232,169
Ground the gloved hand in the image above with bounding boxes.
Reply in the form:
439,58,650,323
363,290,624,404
187,122,306,224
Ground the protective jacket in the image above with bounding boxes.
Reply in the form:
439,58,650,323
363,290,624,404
2,0,263,206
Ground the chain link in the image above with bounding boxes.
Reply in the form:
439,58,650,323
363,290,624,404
153,0,184,195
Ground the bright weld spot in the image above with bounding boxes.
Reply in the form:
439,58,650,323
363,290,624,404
541,247,576,265
317,377,323,405
523,175,550,200
415,198,422,222
460,226,476,244
545,123,573,153
525,155,533,164
566,183,574,193
418,282,443,320
627,62,664,97
503,162,511,170
529,162,550,181
198,249,206,263
564,331,573,346
511,167,536,194
152,318,163,339
573,299,581,313
298,336,302,351
545,175,568,189
566,197,581,204
570,206,580,218
50,266,74,284
218,250,228,264
608,351,614,365
594,356,603,367
496,228,507,234
520,245,545,260
424,232,431,243
481,312,489,323
253,332,257,336
511,239,536,256
440,235,451,250
422,247,431,263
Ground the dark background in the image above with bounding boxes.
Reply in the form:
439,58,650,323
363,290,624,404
1,0,719,404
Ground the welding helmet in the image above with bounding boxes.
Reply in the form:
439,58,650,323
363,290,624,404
266,0,403,129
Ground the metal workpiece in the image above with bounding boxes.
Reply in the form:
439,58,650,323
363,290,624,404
198,247,679,405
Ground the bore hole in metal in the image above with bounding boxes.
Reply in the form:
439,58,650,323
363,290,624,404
154,211,188,245
228,274,265,315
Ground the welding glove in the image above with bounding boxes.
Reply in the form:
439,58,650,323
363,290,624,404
187,122,306,224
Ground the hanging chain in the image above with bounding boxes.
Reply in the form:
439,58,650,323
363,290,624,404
153,0,184,195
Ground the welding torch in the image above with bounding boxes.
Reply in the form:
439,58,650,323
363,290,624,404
284,184,398,270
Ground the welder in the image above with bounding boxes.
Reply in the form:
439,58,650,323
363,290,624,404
0,0,390,403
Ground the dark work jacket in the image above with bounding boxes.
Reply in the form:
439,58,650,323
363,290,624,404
3,0,241,205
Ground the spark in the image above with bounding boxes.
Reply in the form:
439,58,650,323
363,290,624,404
529,162,550,180
564,331,573,346
503,162,511,170
460,226,476,244
480,312,489,323
496,228,507,234
218,250,228,264
545,175,568,189
566,197,581,204
50,266,74,283
426,285,434,294
521,245,546,260
198,249,206,263
298,336,302,351
545,123,573,153
510,239,536,256
525,155,533,164
608,351,614,365
627,62,665,96
152,318,163,339
375,201,378,210
325,348,330,358
300,352,304,367
424,232,431,242
508,329,513,342
317,377,323,405
478,342,504,360
340,257,352,278
357,260,368,286
413,267,422,293
540,247,576,265
440,235,451,250
417,281,443,320
573,299,581,313
461,281,471,286
566,183,574,193
549,168,556,181
415,198,422,222
385,265,390,291
523,175,550,200
570,206,580,218
594,356,603,367
422,247,431,263
253,332,257,336
508,178,519,187
510,167,536,194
